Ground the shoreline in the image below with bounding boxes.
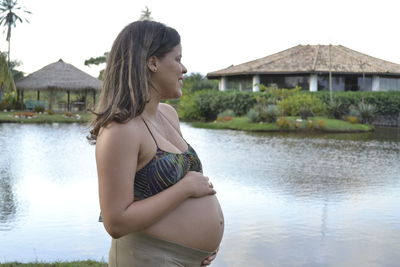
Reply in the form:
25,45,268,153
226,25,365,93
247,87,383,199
188,116,374,133
0,112,376,133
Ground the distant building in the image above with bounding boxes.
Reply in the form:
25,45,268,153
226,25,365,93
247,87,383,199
207,45,400,92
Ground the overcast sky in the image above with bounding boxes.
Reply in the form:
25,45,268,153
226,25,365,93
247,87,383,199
2,0,400,78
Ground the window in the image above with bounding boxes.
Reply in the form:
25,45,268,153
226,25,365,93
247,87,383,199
380,76,400,91
318,75,372,91
226,76,252,91
260,75,309,89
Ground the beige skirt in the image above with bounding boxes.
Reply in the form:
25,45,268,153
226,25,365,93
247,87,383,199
108,232,213,267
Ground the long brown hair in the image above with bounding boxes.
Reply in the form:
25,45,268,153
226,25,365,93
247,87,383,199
88,20,180,143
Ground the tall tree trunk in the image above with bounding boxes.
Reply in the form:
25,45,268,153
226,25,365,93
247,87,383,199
7,26,11,66
7,40,10,66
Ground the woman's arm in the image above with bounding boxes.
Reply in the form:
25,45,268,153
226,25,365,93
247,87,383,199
96,120,214,239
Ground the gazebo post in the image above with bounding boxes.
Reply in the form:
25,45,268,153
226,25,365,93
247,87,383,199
21,90,24,108
84,90,88,111
93,91,96,106
48,90,54,111
37,90,40,101
67,90,70,112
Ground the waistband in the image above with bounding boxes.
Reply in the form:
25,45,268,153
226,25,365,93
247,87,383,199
118,232,213,261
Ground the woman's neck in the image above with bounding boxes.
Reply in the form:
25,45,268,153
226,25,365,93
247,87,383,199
142,94,160,119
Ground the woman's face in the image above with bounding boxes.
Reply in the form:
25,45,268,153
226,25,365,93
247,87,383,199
150,44,187,99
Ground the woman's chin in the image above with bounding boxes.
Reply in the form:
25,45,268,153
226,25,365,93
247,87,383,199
161,90,182,100
172,88,183,98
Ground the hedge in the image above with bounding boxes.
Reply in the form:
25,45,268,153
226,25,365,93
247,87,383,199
178,90,258,121
178,90,400,121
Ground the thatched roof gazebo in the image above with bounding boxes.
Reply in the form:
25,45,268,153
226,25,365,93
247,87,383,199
207,45,400,92
16,59,102,111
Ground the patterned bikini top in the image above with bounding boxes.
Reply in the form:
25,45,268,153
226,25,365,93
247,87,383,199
133,117,202,200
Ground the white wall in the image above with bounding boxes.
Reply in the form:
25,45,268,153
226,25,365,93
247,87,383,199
309,74,318,91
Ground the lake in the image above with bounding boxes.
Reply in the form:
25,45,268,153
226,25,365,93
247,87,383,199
0,123,399,267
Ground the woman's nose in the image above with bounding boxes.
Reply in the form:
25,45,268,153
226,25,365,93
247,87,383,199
182,64,187,74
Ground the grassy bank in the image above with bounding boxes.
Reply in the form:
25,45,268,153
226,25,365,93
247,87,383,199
0,261,106,267
0,111,92,124
190,116,374,132
0,111,374,133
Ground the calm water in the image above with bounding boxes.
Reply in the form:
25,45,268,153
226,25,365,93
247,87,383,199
0,123,399,267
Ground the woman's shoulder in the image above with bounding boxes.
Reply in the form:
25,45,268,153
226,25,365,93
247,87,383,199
159,103,179,122
159,103,178,117
97,117,145,146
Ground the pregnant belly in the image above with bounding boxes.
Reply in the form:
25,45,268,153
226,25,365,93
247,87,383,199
143,195,224,252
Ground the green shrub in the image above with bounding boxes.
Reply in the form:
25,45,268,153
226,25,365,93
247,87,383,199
306,120,315,130
179,90,256,121
278,93,326,117
259,84,302,100
326,99,346,119
246,108,259,123
313,91,400,116
217,109,236,118
315,120,326,129
254,104,280,122
245,104,280,123
357,101,376,124
218,91,257,116
217,109,236,121
298,105,313,120
177,89,202,121
344,116,360,124
346,107,361,123
195,90,221,121
276,117,291,129
348,106,360,116
0,91,24,111
34,105,45,113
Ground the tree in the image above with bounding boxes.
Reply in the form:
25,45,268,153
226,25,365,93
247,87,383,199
7,57,23,81
84,52,108,80
0,0,31,65
84,52,108,66
0,51,15,101
183,73,218,92
139,6,152,21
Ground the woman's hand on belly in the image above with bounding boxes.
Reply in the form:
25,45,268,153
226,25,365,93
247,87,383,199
201,248,218,267
178,171,216,198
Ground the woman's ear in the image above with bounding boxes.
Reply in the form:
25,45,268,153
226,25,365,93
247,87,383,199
147,56,158,73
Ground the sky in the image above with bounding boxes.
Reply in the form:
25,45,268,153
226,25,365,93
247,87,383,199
2,0,400,78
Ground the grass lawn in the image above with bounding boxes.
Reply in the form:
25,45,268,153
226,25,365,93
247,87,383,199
190,116,374,133
0,111,93,124
0,261,106,267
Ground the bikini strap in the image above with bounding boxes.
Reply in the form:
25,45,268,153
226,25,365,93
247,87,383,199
142,119,159,147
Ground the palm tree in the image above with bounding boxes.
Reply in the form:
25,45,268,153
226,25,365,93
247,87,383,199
139,6,153,21
0,0,31,65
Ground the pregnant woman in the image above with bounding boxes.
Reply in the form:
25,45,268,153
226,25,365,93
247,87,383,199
88,20,224,267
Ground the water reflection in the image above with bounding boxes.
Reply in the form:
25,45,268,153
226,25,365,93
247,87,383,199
249,126,400,142
189,126,400,200
182,125,400,267
0,123,399,266
0,168,17,230
0,126,18,230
